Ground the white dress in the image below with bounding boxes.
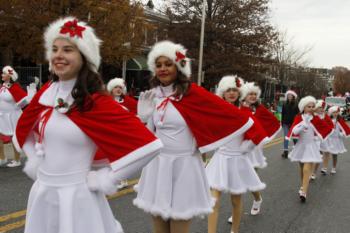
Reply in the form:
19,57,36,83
327,119,347,154
23,79,123,233
133,85,215,220
288,115,322,163
0,85,23,136
247,147,267,169
206,136,266,194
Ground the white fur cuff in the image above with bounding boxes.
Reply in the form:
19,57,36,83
23,156,43,180
87,167,118,195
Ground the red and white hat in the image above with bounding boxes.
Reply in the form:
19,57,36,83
285,90,297,99
240,82,261,101
328,105,340,115
216,75,244,98
2,66,18,81
44,16,102,73
298,96,316,112
107,78,126,94
147,40,191,78
315,99,327,110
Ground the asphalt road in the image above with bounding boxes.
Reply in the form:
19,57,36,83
1,136,350,233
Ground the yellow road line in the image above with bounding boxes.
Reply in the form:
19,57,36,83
0,210,26,223
0,138,284,232
0,219,25,232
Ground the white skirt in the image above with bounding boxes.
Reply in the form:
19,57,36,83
247,147,267,169
24,169,123,233
288,140,322,163
0,110,21,136
133,151,215,220
206,152,266,194
327,135,347,154
320,138,332,153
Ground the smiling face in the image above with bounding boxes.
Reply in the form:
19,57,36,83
155,56,178,86
112,86,123,97
304,102,315,114
245,92,258,105
223,88,239,104
51,38,83,81
315,107,324,114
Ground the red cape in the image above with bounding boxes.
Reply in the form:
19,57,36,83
13,82,162,170
337,118,350,137
8,83,27,107
121,95,137,115
286,114,333,140
240,105,281,140
170,83,254,152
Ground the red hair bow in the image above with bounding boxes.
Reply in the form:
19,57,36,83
175,51,186,62
60,19,86,38
235,78,241,88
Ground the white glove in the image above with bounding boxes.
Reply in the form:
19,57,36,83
137,90,156,123
26,83,37,102
23,155,43,180
293,122,308,135
239,140,255,154
87,167,118,195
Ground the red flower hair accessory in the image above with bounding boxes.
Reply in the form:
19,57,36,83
60,19,86,38
235,78,241,88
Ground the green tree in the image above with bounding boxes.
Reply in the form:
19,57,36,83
0,0,145,66
165,0,277,86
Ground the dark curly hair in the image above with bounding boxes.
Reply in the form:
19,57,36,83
50,56,106,112
149,70,191,97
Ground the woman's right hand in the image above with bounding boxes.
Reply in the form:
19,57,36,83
137,90,156,123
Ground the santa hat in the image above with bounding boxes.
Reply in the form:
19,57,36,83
44,16,102,73
216,75,244,97
2,66,18,82
147,40,191,78
107,78,126,93
328,105,340,115
315,99,327,110
240,82,261,101
285,90,297,99
298,96,316,112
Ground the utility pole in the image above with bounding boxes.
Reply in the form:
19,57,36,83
197,0,206,86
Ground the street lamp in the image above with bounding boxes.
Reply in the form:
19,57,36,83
197,0,206,86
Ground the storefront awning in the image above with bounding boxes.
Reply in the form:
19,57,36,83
126,56,148,71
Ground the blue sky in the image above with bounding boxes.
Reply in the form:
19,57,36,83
146,0,350,69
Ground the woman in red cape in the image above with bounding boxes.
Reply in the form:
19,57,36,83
323,106,350,174
239,81,281,216
0,66,28,167
206,75,268,233
15,17,162,233
287,96,333,202
133,41,255,233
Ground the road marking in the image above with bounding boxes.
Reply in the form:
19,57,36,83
0,137,283,232
0,219,26,232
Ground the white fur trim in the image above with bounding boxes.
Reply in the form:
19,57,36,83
285,90,297,99
87,167,117,195
315,99,326,109
298,96,316,112
133,197,215,220
44,16,102,72
199,117,254,153
107,78,126,93
110,139,163,171
328,105,339,115
2,66,18,81
240,82,261,101
216,75,244,97
147,40,191,78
